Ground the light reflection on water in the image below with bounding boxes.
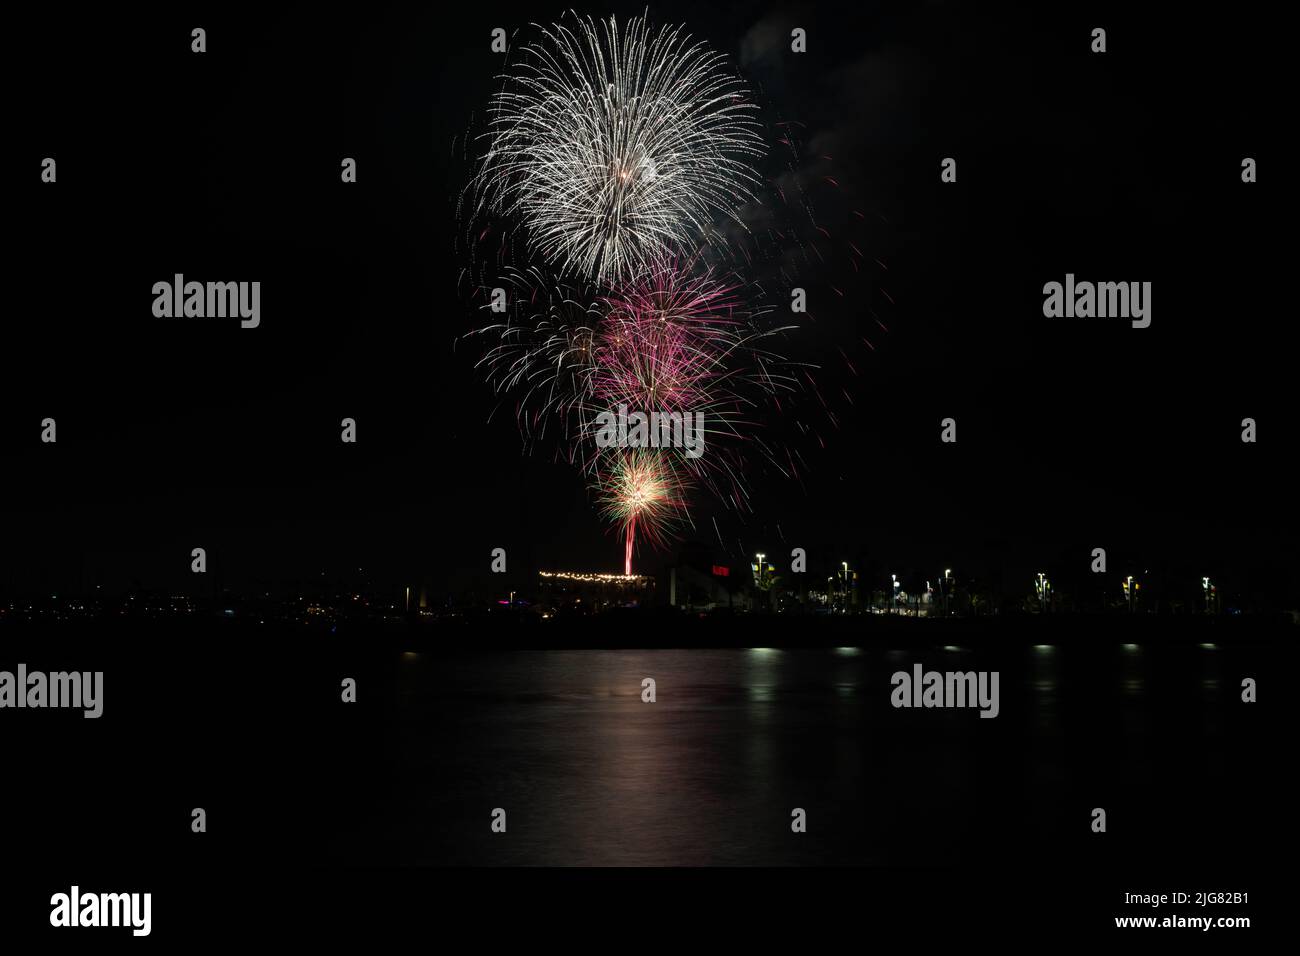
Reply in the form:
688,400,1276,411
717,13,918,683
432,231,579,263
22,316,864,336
336,644,1236,866
1030,643,1059,700
1120,642,1146,697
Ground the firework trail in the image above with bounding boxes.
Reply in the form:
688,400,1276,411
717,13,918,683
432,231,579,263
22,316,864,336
596,448,691,575
472,12,765,285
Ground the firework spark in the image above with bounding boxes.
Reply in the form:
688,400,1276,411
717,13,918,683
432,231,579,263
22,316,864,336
596,448,691,574
458,14,881,570
470,261,800,508
467,265,602,450
473,13,765,285
580,263,799,505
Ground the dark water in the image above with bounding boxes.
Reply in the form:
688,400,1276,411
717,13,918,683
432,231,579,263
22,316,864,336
1,626,1285,941
325,642,1278,867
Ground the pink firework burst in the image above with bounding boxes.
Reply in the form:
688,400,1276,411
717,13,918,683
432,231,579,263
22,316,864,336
578,262,799,501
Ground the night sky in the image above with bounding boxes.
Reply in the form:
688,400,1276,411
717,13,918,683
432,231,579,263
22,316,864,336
2,3,1290,606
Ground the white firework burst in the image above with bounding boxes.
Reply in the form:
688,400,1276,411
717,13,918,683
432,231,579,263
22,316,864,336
474,12,765,286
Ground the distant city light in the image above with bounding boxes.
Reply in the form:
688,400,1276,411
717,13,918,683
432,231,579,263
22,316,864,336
538,570,651,583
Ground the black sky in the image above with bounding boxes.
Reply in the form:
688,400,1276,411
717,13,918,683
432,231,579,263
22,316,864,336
2,3,1291,605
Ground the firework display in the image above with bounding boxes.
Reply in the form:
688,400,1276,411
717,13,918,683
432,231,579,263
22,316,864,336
472,13,765,285
596,448,692,575
460,12,867,572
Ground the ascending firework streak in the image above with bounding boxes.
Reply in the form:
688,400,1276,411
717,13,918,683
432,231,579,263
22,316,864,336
473,12,765,285
596,449,691,575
